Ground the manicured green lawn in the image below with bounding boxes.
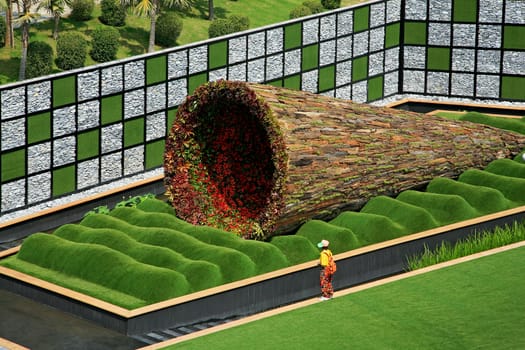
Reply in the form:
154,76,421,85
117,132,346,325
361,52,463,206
167,245,525,349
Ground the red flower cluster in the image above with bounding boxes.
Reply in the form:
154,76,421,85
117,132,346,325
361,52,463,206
164,80,288,239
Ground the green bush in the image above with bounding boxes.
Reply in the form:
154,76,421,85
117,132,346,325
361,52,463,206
26,41,54,79
17,233,190,303
155,11,183,47
303,0,324,14
459,169,525,205
54,223,221,292
208,15,250,38
55,31,87,70
69,0,95,21
82,210,256,283
484,158,525,179
329,211,406,245
269,235,319,265
90,26,120,63
99,0,126,26
289,5,312,19
360,196,440,234
396,190,479,226
321,0,341,10
0,17,6,46
136,198,176,215
296,220,360,254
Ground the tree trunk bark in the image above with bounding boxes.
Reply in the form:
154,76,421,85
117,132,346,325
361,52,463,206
208,0,214,20
165,81,525,238
147,0,158,53
18,23,29,81
5,0,14,48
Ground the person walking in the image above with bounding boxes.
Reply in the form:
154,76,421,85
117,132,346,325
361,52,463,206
317,239,335,301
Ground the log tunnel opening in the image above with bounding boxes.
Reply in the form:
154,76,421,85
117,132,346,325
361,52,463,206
164,80,288,239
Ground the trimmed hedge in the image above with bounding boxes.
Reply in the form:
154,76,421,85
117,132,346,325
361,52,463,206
396,190,480,226
460,112,525,135
16,233,190,303
269,235,319,265
26,41,54,78
55,31,88,70
458,169,525,205
155,11,183,47
111,206,289,274
81,212,256,283
296,220,360,254
484,158,525,179
90,26,120,63
54,223,222,292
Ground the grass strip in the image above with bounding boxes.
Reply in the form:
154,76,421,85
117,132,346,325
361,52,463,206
163,245,525,349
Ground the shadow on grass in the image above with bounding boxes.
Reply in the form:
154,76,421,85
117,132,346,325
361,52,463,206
192,0,229,19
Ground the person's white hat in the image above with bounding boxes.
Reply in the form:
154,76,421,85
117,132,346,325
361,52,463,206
317,239,329,248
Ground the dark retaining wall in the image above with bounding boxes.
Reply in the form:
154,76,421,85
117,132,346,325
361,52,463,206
1,208,524,336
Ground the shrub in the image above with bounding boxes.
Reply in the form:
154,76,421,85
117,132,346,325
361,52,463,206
296,220,360,254
484,158,525,179
26,41,54,79
55,31,87,70
303,0,324,14
458,169,525,205
90,26,120,63
208,15,250,38
0,17,6,46
69,0,95,21
321,0,341,9
99,0,126,27
289,5,312,19
155,11,183,47
269,235,319,265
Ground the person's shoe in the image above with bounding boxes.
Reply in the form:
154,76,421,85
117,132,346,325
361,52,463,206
319,296,329,301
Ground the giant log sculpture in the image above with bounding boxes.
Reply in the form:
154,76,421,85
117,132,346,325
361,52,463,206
164,80,525,239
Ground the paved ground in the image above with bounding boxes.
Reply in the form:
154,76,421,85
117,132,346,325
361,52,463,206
0,289,145,350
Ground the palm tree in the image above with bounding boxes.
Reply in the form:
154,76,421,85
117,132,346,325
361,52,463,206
122,0,192,53
38,0,71,40
15,0,40,80
208,0,213,20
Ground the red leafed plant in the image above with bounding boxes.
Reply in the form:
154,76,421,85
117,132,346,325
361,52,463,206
164,80,288,239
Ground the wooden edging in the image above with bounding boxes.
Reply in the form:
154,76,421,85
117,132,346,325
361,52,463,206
0,205,524,320
426,109,524,119
385,98,525,112
138,239,525,349
0,174,164,230
0,337,30,350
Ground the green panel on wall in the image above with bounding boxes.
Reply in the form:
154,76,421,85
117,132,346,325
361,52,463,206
77,129,99,161
27,112,51,144
427,47,451,71
145,140,165,169
284,75,301,90
209,41,228,69
352,56,368,82
367,76,384,101
453,0,477,23
124,117,145,147
385,23,400,48
101,94,123,125
501,76,525,100
53,165,76,196
353,6,370,33
284,23,302,50
1,149,26,182
302,44,319,71
53,76,76,107
319,65,335,92
188,73,208,95
404,21,427,45
167,108,177,133
504,26,525,49
146,56,167,85
268,79,283,87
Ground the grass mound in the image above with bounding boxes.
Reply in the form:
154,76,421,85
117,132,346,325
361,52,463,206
81,212,256,283
296,220,360,254
269,235,319,266
459,169,525,205
329,211,407,245
484,158,525,179
459,112,525,135
112,207,290,274
16,233,190,303
136,197,177,215
360,196,440,234
396,190,479,226
425,177,512,215
54,223,222,292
